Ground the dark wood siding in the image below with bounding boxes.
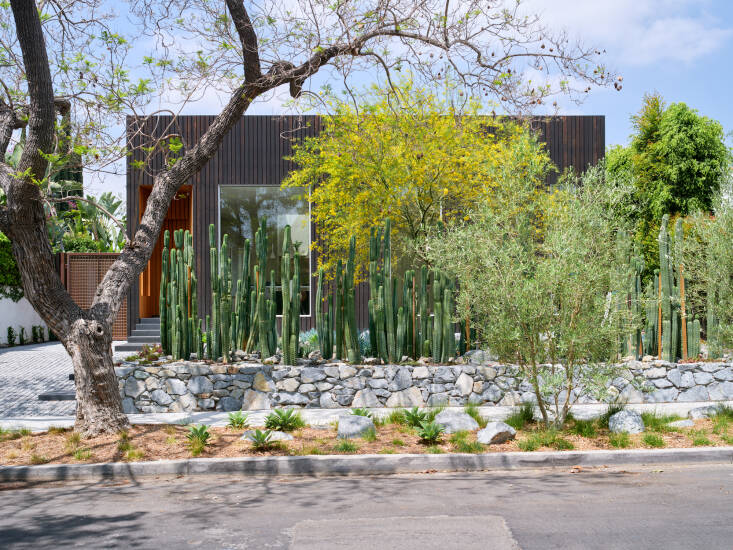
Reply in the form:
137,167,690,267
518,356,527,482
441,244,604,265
127,114,604,335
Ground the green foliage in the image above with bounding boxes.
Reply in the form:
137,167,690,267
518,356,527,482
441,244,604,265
333,440,358,453
425,165,632,428
569,418,598,438
362,428,377,442
641,411,682,433
642,433,665,448
350,408,372,418
227,411,250,430
284,79,553,275
449,431,484,453
608,432,630,448
391,438,405,447
518,430,574,451
689,430,713,447
386,409,407,425
426,445,444,454
504,403,536,431
607,93,731,276
0,233,23,301
464,403,488,428
248,429,275,451
18,327,26,346
404,407,428,428
416,421,445,444
264,408,306,432
6,326,16,347
61,233,105,252
186,424,211,456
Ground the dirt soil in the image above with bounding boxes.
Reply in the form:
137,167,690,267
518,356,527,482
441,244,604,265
1,417,730,467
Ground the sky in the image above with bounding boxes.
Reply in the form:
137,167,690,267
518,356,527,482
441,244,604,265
83,0,733,199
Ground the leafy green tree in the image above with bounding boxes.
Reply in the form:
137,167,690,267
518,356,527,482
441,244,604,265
425,165,633,428
284,80,552,276
607,93,731,276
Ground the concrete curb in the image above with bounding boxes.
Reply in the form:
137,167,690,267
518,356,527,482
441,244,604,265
2,447,732,482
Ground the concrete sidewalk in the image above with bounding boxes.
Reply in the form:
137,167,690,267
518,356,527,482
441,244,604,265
2,400,731,432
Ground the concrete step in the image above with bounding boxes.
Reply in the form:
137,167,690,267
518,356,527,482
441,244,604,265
126,335,161,344
138,318,160,326
130,329,160,337
38,391,75,401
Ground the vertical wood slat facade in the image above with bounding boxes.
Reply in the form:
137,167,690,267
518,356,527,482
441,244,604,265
127,115,604,337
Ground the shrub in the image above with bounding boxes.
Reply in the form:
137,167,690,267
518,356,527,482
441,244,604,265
264,409,306,432
642,433,665,448
609,432,630,448
227,411,250,430
518,430,574,451
6,326,16,347
350,407,372,418
18,327,26,346
425,167,635,429
186,424,211,456
0,232,23,301
416,421,445,444
404,407,428,428
249,429,275,451
505,403,536,431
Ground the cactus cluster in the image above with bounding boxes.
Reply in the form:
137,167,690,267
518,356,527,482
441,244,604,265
616,230,644,359
364,219,456,362
641,215,703,362
280,226,302,365
160,229,200,360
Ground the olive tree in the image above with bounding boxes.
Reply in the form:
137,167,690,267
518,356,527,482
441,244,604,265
0,0,617,435
425,166,633,427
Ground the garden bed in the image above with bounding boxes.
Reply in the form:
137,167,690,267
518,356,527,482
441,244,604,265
2,407,732,467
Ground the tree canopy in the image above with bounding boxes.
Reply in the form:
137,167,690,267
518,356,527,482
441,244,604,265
607,93,731,275
283,80,552,276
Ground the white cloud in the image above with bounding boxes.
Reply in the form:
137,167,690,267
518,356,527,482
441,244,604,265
523,0,732,66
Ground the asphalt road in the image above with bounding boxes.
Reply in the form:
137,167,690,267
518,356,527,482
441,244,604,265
1,464,732,549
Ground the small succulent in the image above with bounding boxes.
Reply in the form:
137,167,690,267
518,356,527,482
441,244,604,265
249,429,274,451
404,407,428,427
417,421,445,444
350,407,373,418
264,408,306,432
227,411,250,429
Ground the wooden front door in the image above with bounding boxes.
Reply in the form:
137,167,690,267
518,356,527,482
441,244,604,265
138,186,192,318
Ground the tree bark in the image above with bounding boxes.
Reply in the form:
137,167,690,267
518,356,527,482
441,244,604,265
67,320,128,435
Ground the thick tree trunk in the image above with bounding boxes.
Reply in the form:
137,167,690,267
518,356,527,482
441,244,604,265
66,319,128,435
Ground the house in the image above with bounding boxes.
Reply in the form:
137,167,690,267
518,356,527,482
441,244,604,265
123,114,605,345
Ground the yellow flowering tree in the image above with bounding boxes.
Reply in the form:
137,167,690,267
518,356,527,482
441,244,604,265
283,81,552,277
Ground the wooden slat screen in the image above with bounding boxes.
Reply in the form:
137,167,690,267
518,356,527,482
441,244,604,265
61,253,127,340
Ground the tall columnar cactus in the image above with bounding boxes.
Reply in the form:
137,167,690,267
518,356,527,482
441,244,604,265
333,259,343,360
316,268,332,359
280,225,301,366
160,230,170,354
343,236,359,362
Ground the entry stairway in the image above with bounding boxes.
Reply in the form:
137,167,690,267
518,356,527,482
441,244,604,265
114,318,161,353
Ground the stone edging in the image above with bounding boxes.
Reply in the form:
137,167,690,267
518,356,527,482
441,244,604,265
3,447,732,482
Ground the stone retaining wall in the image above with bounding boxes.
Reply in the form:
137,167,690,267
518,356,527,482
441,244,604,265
115,351,733,414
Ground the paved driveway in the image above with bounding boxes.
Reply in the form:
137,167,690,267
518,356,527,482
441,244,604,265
0,343,76,417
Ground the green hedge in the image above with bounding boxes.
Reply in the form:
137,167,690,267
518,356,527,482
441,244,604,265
0,233,23,302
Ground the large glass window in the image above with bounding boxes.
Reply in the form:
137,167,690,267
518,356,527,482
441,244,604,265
219,186,310,315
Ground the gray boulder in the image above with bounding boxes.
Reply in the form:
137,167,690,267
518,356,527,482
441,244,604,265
188,376,213,395
150,389,173,406
337,415,376,439
241,430,293,442
351,388,380,408
434,409,479,433
241,389,271,410
476,422,516,444
608,410,644,434
688,405,718,419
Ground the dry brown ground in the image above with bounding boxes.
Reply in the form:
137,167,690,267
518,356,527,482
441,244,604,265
1,416,731,467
